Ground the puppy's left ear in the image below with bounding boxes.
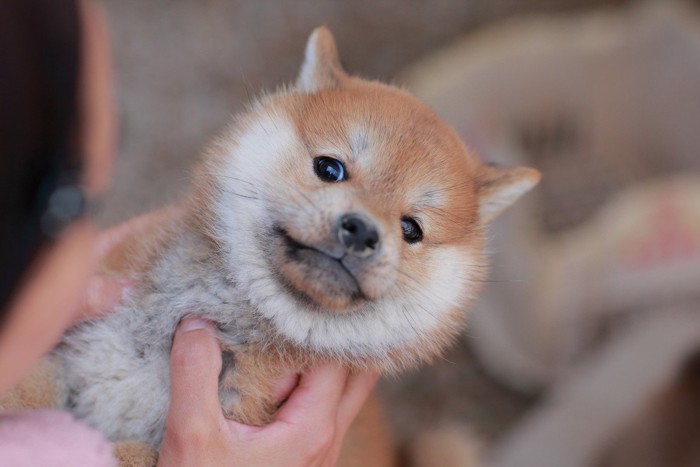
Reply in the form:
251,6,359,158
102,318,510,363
476,164,541,224
297,26,347,93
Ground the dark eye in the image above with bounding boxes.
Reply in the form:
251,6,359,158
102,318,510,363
313,156,346,182
401,217,423,243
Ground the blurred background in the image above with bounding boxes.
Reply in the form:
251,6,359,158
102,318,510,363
99,1,700,466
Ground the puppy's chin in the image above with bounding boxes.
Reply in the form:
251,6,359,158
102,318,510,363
273,230,365,311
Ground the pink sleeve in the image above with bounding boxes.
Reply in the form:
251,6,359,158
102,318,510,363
0,410,117,467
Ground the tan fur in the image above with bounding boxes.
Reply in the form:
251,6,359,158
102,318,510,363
113,442,158,467
0,360,57,411
218,342,300,425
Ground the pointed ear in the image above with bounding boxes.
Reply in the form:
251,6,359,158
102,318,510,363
297,26,347,93
476,165,541,223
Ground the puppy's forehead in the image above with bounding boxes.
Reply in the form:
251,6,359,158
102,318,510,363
284,85,478,224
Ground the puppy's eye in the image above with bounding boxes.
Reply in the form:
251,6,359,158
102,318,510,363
401,217,423,243
314,156,346,182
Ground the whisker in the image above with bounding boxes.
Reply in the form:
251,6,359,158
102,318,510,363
211,174,257,187
219,189,260,201
288,184,321,213
400,305,420,336
393,279,450,326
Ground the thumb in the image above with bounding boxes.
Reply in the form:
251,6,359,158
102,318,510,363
167,317,224,429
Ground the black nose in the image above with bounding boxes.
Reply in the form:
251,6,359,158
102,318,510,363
338,214,380,258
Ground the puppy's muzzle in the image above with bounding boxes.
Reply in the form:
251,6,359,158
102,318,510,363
338,213,380,258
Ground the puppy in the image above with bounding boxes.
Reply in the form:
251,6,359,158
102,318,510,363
51,27,539,459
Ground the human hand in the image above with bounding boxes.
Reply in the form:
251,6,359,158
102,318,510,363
75,208,176,323
157,318,379,467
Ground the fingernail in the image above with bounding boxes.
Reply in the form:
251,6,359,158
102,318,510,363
85,276,104,310
179,317,211,333
118,279,135,301
90,276,133,303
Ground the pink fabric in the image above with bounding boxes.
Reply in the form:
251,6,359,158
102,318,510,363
0,410,116,467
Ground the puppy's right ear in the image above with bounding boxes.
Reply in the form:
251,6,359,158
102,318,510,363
476,164,541,224
296,26,347,93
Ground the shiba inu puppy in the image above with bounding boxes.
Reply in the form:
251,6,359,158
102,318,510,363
51,26,540,455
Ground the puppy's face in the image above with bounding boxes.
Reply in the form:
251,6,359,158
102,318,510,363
201,28,539,369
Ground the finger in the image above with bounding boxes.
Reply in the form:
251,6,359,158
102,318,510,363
272,372,300,404
335,371,379,436
167,318,223,428
77,275,134,322
273,363,348,427
93,207,177,261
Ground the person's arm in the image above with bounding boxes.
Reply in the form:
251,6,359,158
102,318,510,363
158,318,378,467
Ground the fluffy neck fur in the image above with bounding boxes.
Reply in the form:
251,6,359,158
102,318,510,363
112,212,270,353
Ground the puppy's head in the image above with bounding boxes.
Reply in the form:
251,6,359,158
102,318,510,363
199,28,540,370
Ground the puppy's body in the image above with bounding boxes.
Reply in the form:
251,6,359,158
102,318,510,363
53,28,539,452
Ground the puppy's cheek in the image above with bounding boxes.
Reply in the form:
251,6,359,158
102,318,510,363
425,246,482,309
